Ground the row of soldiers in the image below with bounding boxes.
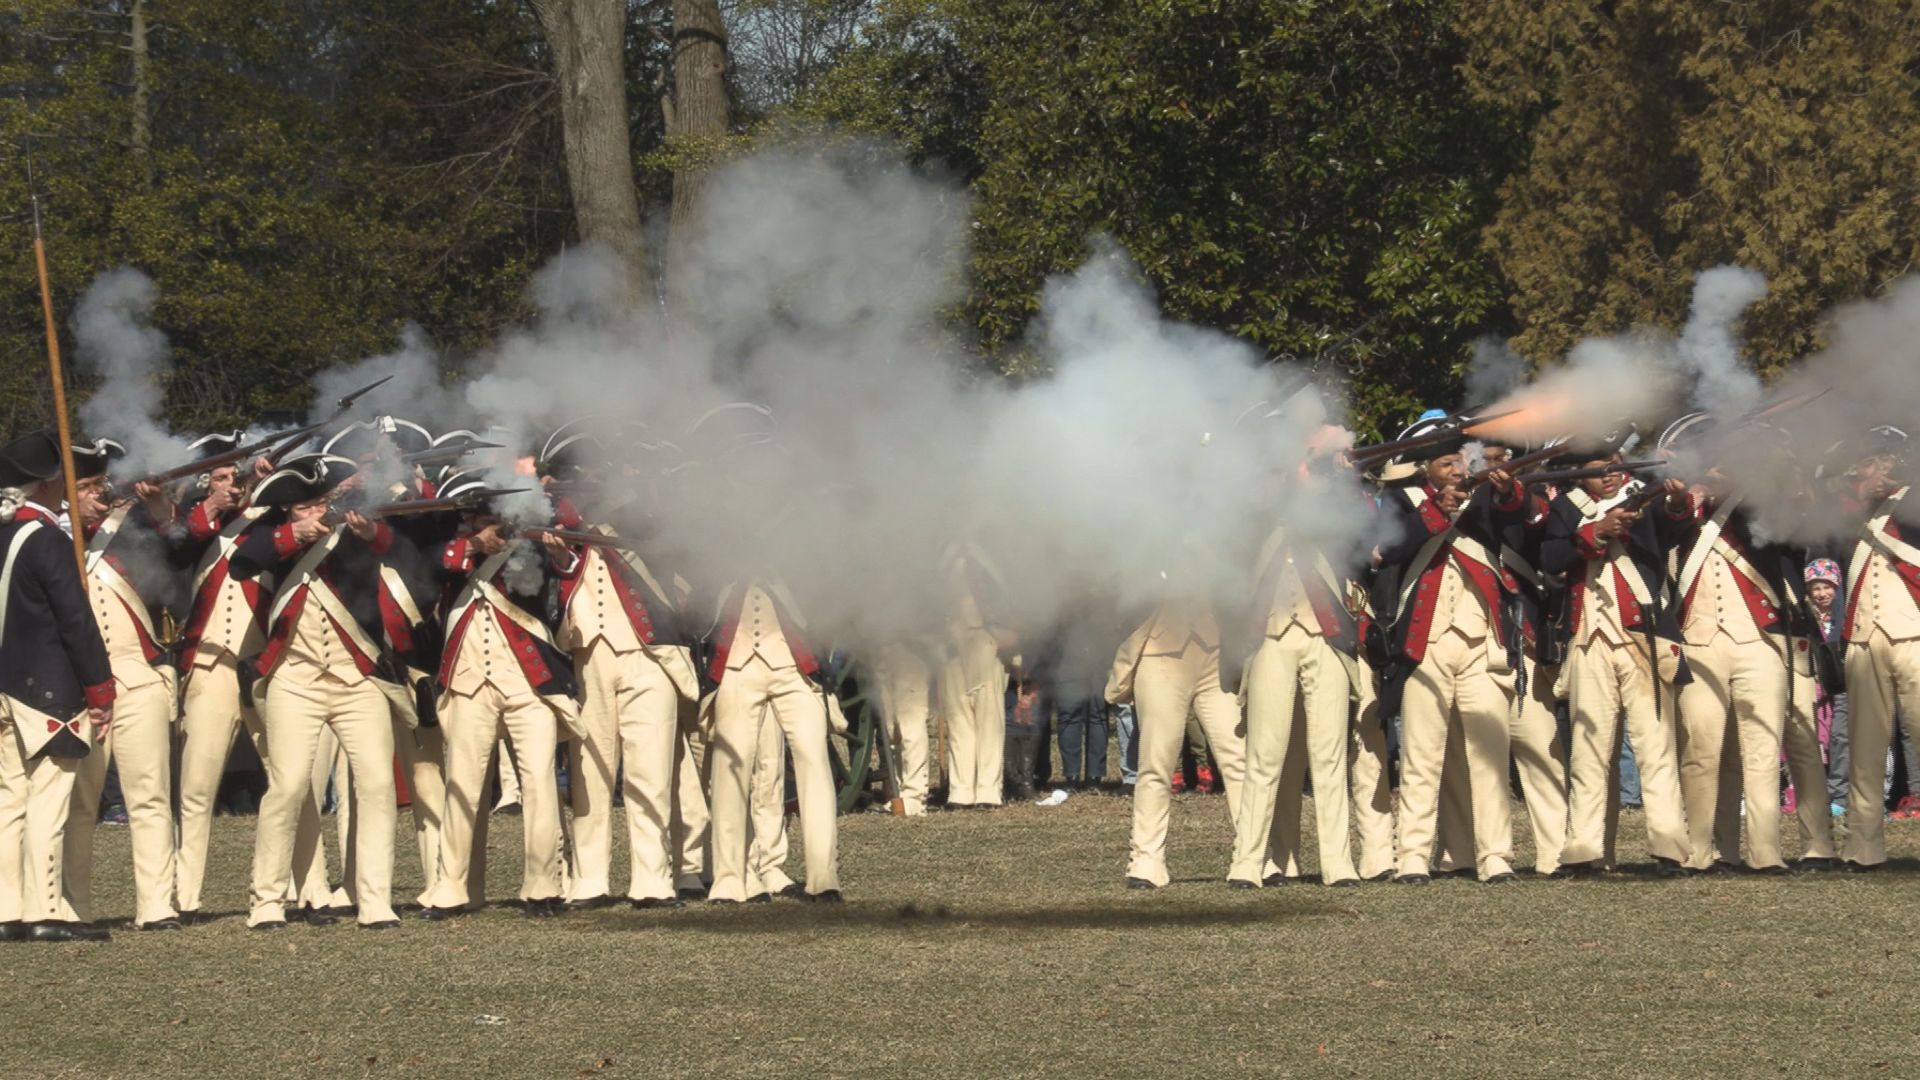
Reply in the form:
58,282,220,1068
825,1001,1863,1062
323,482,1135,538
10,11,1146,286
1,401,1915,940
0,408,867,940
1113,411,1917,890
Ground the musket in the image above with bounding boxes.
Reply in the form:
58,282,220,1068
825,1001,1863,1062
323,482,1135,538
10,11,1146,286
262,374,396,467
1460,440,1571,489
1346,407,1522,468
324,486,525,525
130,421,330,488
402,441,502,468
1521,460,1664,487
515,526,640,552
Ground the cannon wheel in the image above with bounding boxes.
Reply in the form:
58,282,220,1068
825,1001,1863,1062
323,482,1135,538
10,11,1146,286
825,664,883,814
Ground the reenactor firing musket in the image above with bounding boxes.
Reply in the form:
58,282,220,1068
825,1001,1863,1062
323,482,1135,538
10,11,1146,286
323,485,526,525
504,524,643,552
1521,460,1664,488
128,422,331,488
1459,439,1572,490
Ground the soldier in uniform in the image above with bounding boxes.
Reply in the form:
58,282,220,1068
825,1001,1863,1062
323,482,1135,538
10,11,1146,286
1373,417,1529,884
1540,436,1693,875
1831,426,1920,871
173,433,332,922
1665,417,1835,873
1110,539,1246,890
230,454,408,930
873,640,936,816
0,431,115,942
702,572,843,902
61,438,185,931
538,425,701,910
419,476,578,919
314,416,449,911
1476,434,1570,877
1228,462,1362,889
940,540,1014,809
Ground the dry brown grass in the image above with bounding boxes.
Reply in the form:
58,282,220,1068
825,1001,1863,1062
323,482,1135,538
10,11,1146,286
5,792,1919,1078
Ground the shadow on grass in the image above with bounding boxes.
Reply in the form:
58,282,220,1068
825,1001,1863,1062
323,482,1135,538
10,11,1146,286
577,897,1343,935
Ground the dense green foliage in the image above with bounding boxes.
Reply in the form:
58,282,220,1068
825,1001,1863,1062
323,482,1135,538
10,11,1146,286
3,1,1915,442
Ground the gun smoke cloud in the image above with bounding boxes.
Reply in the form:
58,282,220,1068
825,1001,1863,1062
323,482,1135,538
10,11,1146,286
72,266,191,479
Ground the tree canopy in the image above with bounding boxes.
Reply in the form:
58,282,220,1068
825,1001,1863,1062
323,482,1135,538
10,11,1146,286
2,0,1915,441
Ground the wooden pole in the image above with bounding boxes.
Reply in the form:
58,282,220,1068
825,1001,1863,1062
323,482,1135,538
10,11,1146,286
29,184,88,577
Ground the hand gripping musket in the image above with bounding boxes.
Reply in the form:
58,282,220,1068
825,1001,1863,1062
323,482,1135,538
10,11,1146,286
324,486,526,525
1345,407,1523,469
261,374,396,468
1459,440,1573,490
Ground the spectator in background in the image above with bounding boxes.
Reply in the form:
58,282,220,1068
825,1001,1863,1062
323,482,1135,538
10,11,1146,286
1115,703,1138,793
1806,559,1849,816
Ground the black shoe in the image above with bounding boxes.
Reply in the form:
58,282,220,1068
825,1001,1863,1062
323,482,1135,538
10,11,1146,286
1751,864,1791,877
360,919,401,931
418,906,462,922
494,803,522,817
1794,857,1839,874
1553,861,1596,879
1261,873,1289,887
248,919,287,932
1703,860,1740,876
746,893,773,904
775,883,807,900
136,918,183,932
1484,872,1517,885
1844,860,1882,874
523,898,563,918
675,886,709,901
1653,858,1690,879
178,909,208,927
1226,879,1256,890
1125,877,1157,890
1362,870,1394,883
945,803,972,812
631,897,685,911
29,922,109,942
0,921,24,942
1396,874,1431,886
323,904,358,919
1327,878,1361,889
566,895,617,911
292,907,339,927
806,890,845,904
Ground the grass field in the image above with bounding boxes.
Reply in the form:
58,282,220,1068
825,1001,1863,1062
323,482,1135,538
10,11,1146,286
6,792,1919,1079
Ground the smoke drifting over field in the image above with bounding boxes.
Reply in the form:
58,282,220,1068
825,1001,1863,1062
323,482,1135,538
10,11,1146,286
67,139,1920,644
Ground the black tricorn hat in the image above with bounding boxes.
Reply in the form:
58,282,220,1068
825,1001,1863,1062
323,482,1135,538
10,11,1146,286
189,430,246,461
70,438,127,480
0,430,63,489
1392,416,1466,467
324,416,432,460
537,419,606,480
1545,422,1640,469
253,454,358,507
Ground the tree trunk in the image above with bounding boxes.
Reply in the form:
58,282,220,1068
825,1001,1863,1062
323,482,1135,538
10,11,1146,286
528,0,656,312
130,0,152,191
663,0,730,313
